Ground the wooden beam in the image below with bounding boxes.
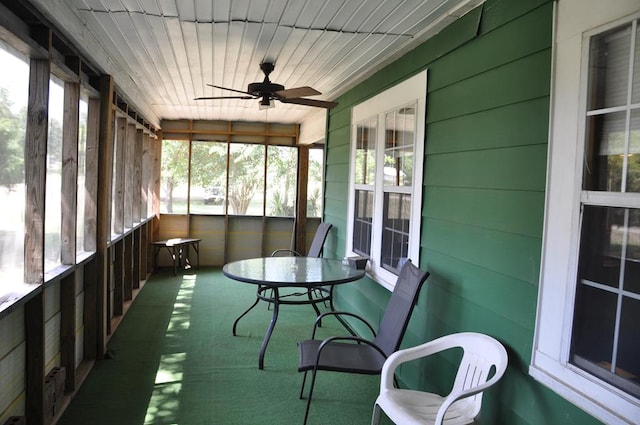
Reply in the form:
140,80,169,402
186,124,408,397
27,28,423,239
24,58,49,284
25,292,45,424
83,258,98,361
134,129,143,222
60,272,76,391
113,240,124,316
152,133,162,219
96,74,115,357
123,234,133,300
141,133,150,219
124,123,135,228
113,117,126,234
83,97,100,252
132,229,141,290
61,81,80,264
295,145,309,254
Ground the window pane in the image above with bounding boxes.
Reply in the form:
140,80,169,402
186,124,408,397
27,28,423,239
266,145,297,217
622,208,640,294
353,189,373,256
578,206,622,289
45,77,64,272
0,46,28,282
617,296,640,396
308,148,324,218
160,140,189,214
384,106,414,187
189,141,227,215
77,97,88,254
573,205,640,397
634,24,640,104
355,118,376,185
228,143,264,215
571,284,617,373
381,192,411,273
583,112,626,192
626,110,640,192
588,24,631,110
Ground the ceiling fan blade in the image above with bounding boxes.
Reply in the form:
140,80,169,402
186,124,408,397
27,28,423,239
207,84,254,96
279,97,338,109
194,95,255,100
275,86,321,99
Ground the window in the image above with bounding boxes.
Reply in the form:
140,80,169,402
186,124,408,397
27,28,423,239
160,140,189,214
161,139,304,218
0,45,28,283
308,147,324,218
45,77,64,272
346,70,426,289
531,3,640,424
189,140,227,215
228,143,265,216
77,97,88,254
572,23,640,399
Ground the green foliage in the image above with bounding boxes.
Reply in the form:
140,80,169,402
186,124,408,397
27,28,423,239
228,143,265,215
0,87,25,189
161,140,189,213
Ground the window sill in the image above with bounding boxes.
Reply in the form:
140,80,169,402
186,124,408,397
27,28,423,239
0,282,41,319
530,352,640,424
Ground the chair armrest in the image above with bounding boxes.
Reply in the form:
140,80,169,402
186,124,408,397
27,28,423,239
271,249,303,257
379,335,465,390
314,335,387,367
435,362,508,424
310,311,376,339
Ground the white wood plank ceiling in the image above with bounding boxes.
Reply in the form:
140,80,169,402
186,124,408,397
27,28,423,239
28,0,482,126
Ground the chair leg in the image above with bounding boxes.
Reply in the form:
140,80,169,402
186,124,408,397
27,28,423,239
299,371,308,399
371,404,381,425
302,369,319,425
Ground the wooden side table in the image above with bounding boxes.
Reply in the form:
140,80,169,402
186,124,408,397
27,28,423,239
152,238,200,275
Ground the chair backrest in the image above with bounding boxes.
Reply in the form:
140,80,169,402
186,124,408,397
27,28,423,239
374,260,430,356
447,332,508,419
306,222,333,257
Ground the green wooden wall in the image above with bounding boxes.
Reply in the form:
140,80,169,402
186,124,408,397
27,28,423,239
323,1,604,424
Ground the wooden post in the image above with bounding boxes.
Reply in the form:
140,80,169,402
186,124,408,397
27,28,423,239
61,81,80,264
83,97,100,253
96,74,115,357
295,144,309,254
60,272,76,391
141,133,150,219
61,80,80,394
124,123,135,228
123,234,133,300
25,292,45,425
24,58,49,284
113,117,126,234
24,57,49,425
134,129,143,222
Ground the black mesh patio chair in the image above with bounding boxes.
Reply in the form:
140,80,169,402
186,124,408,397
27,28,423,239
269,222,333,309
297,259,430,425
271,222,332,258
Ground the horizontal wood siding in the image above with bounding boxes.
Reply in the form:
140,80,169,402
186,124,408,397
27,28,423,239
0,307,26,423
325,0,603,424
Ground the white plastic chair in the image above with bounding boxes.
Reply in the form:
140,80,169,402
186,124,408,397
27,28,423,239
371,332,508,425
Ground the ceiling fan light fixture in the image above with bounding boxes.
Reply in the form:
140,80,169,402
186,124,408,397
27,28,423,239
259,96,274,110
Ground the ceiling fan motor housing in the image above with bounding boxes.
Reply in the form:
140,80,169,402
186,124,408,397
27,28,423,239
247,82,284,97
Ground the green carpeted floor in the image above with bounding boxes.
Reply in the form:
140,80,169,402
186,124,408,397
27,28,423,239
58,268,389,425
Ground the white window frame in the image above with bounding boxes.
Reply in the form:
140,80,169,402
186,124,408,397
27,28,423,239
531,2,640,424
346,70,427,290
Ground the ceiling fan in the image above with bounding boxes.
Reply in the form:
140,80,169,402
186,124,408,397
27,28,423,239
194,62,338,109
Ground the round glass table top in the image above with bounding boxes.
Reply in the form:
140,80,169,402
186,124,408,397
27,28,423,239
223,257,364,287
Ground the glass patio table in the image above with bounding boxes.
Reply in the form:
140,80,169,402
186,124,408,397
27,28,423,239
223,256,365,369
